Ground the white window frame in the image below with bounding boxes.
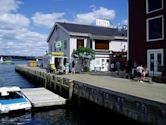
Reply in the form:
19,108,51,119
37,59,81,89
146,15,164,42
146,0,164,14
147,48,164,76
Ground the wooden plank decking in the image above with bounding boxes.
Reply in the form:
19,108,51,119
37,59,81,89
22,88,66,107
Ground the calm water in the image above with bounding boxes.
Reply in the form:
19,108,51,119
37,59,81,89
0,61,144,125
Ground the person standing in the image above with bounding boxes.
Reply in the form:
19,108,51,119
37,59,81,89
116,61,121,75
71,61,75,74
136,65,144,81
65,62,69,74
110,62,115,71
142,65,149,78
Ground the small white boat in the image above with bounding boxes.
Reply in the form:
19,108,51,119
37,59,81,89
2,60,14,65
0,56,3,63
0,86,32,113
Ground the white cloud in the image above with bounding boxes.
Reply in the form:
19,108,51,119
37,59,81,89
0,0,48,56
0,13,30,28
0,28,48,56
32,12,66,28
0,0,22,14
75,7,115,25
0,0,30,29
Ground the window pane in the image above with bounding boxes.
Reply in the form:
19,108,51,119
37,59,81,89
148,0,162,12
148,17,162,40
77,39,84,49
90,40,92,48
157,53,162,72
95,40,109,49
150,54,154,71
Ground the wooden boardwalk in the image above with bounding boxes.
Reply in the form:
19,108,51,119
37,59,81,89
61,74,166,104
15,65,166,125
22,88,66,108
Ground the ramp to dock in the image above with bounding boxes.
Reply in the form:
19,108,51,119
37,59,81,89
22,88,66,108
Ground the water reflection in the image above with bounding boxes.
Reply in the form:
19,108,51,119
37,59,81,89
0,112,32,125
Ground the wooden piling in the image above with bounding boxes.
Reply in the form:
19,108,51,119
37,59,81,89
68,80,73,99
15,65,74,100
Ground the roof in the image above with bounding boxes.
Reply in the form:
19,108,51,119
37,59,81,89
0,86,21,96
47,22,127,42
57,22,127,37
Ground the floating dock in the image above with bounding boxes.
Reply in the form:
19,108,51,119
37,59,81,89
22,88,66,108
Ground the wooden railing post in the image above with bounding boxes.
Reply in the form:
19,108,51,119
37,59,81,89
68,80,74,99
59,77,63,94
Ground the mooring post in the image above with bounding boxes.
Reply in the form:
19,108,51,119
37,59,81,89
68,80,74,99
44,73,48,88
54,76,57,91
59,77,63,94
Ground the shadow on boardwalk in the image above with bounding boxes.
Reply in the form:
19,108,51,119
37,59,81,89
89,71,129,79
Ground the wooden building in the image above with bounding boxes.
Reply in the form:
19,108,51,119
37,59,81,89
128,0,166,76
47,22,127,72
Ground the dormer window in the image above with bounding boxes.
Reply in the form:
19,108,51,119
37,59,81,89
146,0,163,13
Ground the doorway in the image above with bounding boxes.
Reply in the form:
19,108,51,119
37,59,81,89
147,49,164,76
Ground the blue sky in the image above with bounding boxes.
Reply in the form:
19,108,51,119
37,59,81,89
0,0,128,56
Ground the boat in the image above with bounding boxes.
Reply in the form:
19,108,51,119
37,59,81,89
0,56,14,65
2,60,14,65
0,86,32,113
0,56,3,63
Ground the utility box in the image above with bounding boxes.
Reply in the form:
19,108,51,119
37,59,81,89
27,60,37,67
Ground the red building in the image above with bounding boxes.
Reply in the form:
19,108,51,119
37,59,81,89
128,0,166,76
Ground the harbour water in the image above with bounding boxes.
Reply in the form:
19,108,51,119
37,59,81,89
0,61,144,125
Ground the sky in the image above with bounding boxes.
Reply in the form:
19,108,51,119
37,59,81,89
0,0,128,56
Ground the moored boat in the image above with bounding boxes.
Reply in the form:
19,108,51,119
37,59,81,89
0,56,3,64
2,60,14,65
0,86,32,113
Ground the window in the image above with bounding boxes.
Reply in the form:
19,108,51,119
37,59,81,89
90,40,92,48
150,53,154,71
147,15,164,41
64,40,67,49
77,39,84,49
157,53,162,72
146,0,163,13
95,40,109,49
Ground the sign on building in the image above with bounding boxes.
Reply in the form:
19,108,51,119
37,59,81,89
55,41,62,48
96,19,110,27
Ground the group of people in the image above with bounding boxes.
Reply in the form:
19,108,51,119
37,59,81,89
63,61,75,75
131,64,149,81
46,60,76,75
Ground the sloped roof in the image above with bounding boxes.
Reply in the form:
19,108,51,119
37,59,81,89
57,22,127,37
47,22,127,42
